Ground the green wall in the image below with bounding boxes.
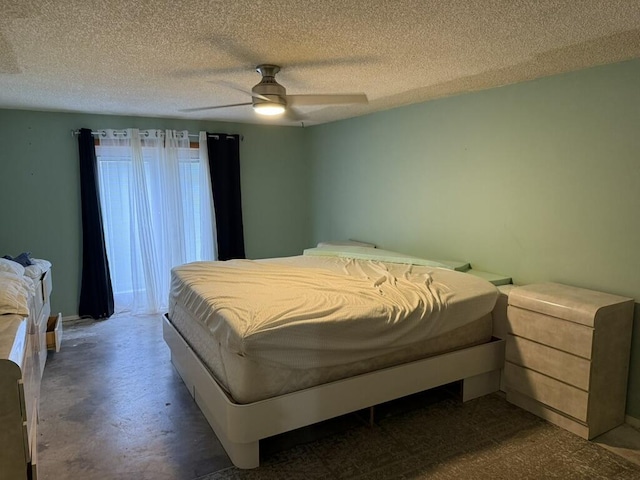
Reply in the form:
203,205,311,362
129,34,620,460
0,110,311,318
2,59,639,419
308,59,640,418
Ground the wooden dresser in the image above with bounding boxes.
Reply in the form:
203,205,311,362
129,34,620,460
504,282,634,439
0,316,39,480
0,266,54,480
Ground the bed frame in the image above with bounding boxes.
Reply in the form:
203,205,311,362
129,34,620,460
163,314,505,469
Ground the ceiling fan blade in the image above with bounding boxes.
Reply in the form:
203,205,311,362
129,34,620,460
176,57,376,78
287,94,368,106
179,35,377,78
208,35,379,69
209,35,260,65
179,102,252,112
284,106,307,123
211,80,271,102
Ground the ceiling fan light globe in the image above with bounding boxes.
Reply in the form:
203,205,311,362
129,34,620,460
253,103,286,116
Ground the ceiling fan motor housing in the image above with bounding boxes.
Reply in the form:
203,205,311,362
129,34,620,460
252,64,287,107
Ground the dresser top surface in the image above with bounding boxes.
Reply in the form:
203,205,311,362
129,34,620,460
508,282,634,326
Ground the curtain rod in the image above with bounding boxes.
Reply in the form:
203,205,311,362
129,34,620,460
70,130,243,141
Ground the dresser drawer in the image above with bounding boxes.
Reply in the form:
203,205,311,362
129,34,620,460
507,306,593,359
504,362,589,422
506,335,591,390
46,314,63,352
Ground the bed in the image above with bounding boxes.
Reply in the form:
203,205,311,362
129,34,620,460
163,246,506,468
1,256,53,478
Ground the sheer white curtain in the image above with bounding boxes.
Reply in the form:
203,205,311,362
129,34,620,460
96,129,216,314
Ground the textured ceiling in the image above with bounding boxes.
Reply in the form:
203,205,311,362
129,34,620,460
1,0,639,126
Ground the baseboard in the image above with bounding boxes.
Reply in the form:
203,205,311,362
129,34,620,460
626,415,640,430
62,314,81,323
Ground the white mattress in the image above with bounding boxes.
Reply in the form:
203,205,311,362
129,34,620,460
168,254,499,403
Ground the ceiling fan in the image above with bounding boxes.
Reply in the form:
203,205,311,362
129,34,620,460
181,64,368,120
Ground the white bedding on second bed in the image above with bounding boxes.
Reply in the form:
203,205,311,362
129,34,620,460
168,253,498,403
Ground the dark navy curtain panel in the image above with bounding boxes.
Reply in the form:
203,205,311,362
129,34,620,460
77,128,114,319
206,133,246,261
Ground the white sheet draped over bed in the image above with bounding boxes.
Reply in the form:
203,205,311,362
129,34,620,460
169,255,498,370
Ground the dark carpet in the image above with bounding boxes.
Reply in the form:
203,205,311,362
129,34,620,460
195,389,640,480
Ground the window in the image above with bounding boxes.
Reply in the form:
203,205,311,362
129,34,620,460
95,129,215,314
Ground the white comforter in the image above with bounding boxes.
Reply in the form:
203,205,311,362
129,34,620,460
0,257,51,317
169,254,498,369
0,272,33,317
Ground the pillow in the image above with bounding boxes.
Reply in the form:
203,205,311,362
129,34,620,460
3,252,33,267
0,258,25,277
317,240,377,248
24,258,52,279
0,272,30,316
304,245,454,269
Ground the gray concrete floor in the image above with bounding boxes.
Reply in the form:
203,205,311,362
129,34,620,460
38,314,640,480
38,314,232,480
595,423,640,467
